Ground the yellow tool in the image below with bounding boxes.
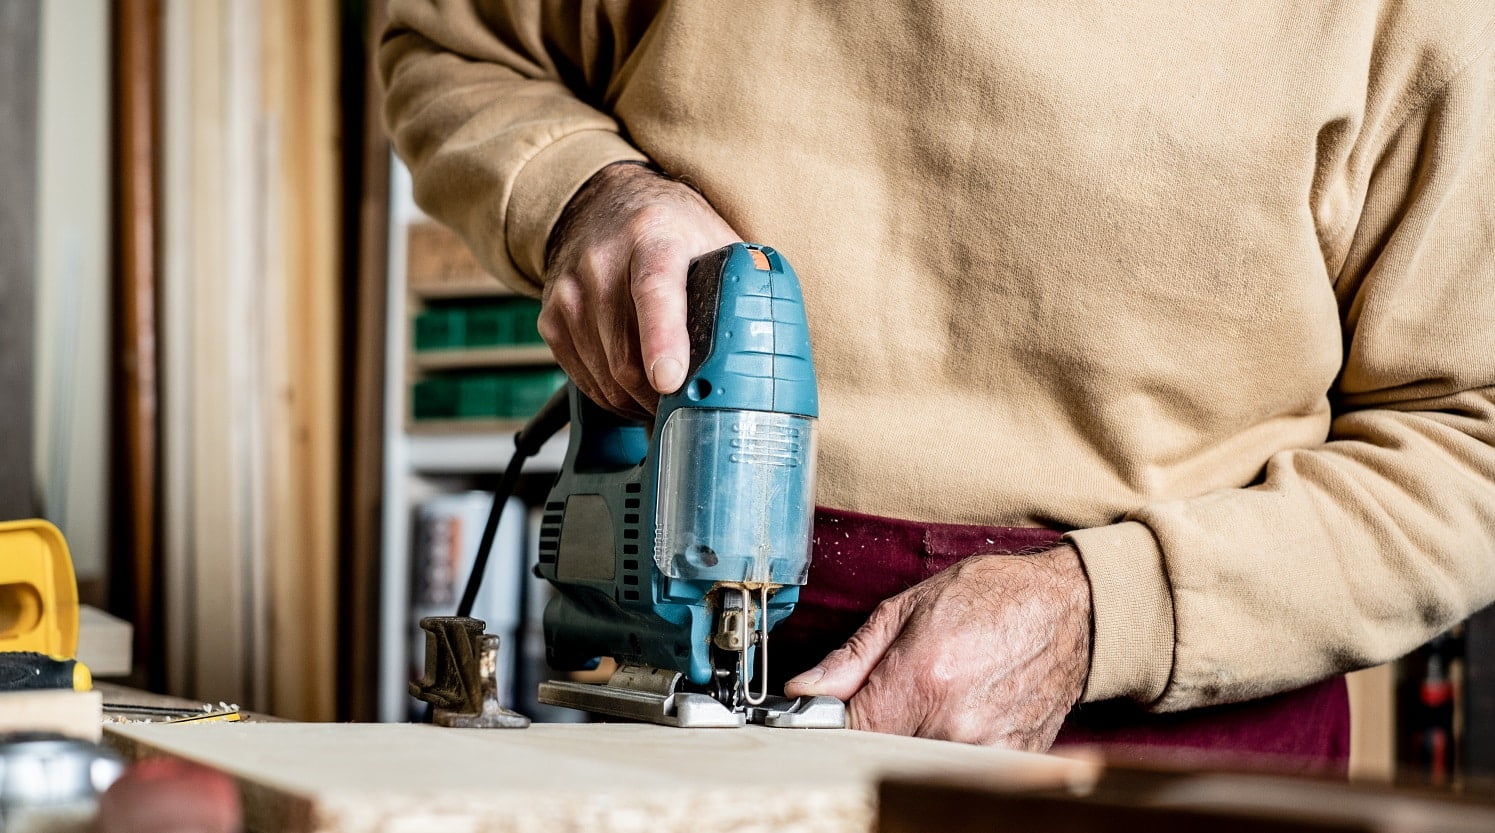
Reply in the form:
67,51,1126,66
0,519,90,691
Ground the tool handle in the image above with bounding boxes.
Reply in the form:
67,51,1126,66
663,243,818,418
0,651,92,691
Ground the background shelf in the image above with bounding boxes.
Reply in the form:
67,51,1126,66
412,345,554,371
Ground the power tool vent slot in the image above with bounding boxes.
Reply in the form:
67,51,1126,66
537,541,559,564
620,545,642,602
625,483,642,494
538,501,566,563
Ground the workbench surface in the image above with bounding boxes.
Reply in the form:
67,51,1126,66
105,721,1089,833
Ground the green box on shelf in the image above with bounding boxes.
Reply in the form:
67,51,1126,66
508,299,545,345
412,376,459,419
506,368,568,417
464,304,514,347
413,368,569,422
413,307,464,351
457,374,505,418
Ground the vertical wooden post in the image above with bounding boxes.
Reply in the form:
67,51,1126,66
261,0,342,721
112,0,163,690
0,1,40,521
340,0,392,722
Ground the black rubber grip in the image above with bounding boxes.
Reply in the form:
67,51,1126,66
0,651,78,691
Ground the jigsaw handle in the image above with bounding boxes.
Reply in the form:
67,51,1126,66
664,244,817,419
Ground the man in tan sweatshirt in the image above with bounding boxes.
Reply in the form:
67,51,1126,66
381,0,1495,755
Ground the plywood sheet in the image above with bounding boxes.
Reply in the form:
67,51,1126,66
79,605,134,678
106,722,1087,833
0,690,103,742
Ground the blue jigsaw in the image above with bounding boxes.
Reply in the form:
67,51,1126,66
534,243,845,728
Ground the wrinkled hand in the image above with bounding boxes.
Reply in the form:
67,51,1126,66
541,161,742,418
784,545,1092,750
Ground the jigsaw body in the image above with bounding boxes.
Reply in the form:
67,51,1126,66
535,243,843,728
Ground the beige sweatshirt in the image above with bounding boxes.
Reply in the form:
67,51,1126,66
380,1,1495,711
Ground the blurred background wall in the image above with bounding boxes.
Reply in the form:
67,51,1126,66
34,0,111,593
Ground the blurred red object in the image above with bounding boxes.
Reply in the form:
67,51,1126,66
93,757,241,833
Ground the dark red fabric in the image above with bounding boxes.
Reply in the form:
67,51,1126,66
770,506,1350,775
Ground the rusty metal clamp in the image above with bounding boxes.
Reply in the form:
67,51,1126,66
410,617,530,729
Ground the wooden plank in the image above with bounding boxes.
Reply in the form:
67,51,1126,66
79,604,136,678
259,0,341,724
160,0,270,710
340,0,392,723
0,0,40,520
105,723,1088,833
110,0,162,692
0,690,104,742
182,0,258,711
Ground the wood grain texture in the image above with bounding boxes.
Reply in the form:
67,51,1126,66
110,0,161,692
260,0,341,723
158,0,341,720
105,723,1086,833
0,0,40,520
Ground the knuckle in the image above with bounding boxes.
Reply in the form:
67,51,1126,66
544,278,584,316
945,714,997,746
924,655,962,689
869,596,906,626
579,249,616,283
629,203,674,232
536,310,565,345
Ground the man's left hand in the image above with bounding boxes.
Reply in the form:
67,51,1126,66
783,545,1092,750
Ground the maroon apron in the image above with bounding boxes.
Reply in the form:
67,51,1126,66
769,507,1350,775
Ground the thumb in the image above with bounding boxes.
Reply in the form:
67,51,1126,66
784,598,908,701
629,239,691,394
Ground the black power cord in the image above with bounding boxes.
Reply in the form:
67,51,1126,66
421,385,571,724
457,384,572,618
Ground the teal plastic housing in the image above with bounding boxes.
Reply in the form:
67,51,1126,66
536,243,818,686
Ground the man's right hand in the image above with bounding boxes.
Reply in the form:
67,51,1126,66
541,161,742,419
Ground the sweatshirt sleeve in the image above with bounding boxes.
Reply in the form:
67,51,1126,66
1068,39,1495,710
379,0,649,292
